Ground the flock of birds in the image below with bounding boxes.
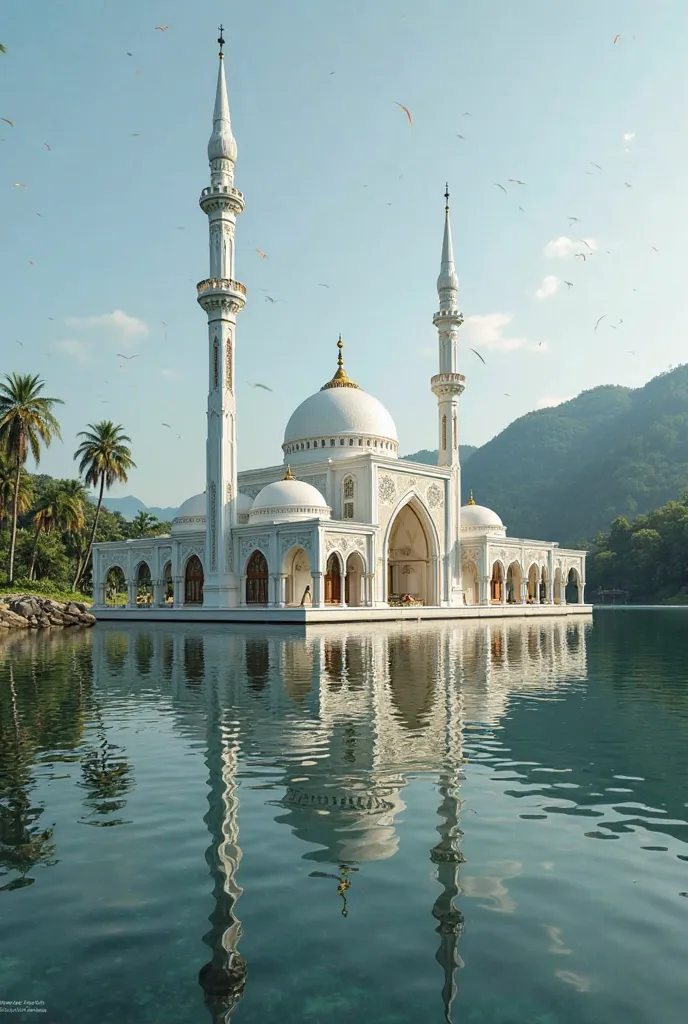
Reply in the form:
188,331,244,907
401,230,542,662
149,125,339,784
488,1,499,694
3,25,659,425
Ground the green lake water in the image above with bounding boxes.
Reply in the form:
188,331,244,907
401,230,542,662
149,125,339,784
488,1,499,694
1,611,687,1023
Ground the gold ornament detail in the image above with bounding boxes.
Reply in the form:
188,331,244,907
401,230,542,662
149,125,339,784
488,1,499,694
320,335,360,391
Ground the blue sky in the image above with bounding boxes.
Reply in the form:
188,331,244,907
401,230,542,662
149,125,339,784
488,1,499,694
2,1,687,506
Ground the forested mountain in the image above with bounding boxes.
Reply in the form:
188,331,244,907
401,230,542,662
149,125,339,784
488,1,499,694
406,365,688,547
102,495,180,521
403,445,478,466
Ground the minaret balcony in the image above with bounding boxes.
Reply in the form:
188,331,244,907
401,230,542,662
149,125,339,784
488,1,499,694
199,185,245,215
433,309,463,326
431,372,466,397
197,278,246,314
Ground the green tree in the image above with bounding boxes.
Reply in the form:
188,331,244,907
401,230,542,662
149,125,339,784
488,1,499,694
0,374,63,584
128,510,159,538
73,422,135,588
0,451,32,530
28,482,85,580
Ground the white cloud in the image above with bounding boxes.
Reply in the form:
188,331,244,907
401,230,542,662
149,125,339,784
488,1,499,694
160,368,178,378
623,131,635,142
463,313,546,353
64,309,149,341
535,275,561,301
54,339,90,364
543,236,597,260
536,395,574,409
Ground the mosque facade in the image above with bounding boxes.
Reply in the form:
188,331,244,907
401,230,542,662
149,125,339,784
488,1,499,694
92,40,587,623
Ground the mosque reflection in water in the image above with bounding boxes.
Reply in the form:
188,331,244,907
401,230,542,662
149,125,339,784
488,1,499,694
93,618,589,1023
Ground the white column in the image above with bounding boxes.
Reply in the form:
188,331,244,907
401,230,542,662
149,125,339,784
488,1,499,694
501,576,507,606
547,577,554,604
520,580,528,605
480,575,490,605
173,575,184,607
312,571,324,608
152,579,164,606
578,581,585,604
536,573,542,604
239,576,247,605
127,580,137,609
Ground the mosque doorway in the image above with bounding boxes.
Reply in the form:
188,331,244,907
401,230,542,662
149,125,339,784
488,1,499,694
462,559,479,605
184,555,204,605
283,546,312,606
324,553,342,604
506,561,522,604
490,561,504,603
386,500,435,606
565,567,582,604
345,551,365,606
246,550,269,605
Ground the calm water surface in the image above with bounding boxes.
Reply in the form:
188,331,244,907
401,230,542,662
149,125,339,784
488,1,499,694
1,612,687,1024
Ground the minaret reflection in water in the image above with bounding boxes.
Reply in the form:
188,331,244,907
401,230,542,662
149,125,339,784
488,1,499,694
131,617,589,1021
198,678,246,1021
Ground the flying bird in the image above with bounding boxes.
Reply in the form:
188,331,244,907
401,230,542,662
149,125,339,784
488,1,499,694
117,353,139,360
494,183,507,193
627,350,636,355
1,118,14,127
591,162,603,170
126,52,133,56
395,102,412,127
469,348,486,365
162,422,171,428
574,253,587,261
564,281,574,289
508,179,526,185
594,315,606,333
518,206,525,212
13,182,26,189
155,25,169,32
256,249,268,259
456,134,466,140
581,239,594,250
15,340,23,346
462,112,472,117
504,393,511,397
568,216,580,223
318,283,330,288
613,34,620,44
264,295,278,303
44,142,51,151
651,246,659,252
248,382,273,391
624,182,633,188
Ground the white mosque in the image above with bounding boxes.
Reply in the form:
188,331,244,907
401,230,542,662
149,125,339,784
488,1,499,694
92,35,587,623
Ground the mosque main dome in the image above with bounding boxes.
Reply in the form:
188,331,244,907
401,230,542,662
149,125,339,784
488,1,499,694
283,338,398,465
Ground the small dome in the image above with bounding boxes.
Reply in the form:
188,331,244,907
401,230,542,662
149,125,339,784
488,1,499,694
171,492,206,534
461,493,505,535
283,339,398,466
249,473,330,524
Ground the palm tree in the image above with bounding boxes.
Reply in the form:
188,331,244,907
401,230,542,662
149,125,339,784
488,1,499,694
129,510,159,538
0,451,32,530
28,482,86,580
0,374,63,584
73,422,135,588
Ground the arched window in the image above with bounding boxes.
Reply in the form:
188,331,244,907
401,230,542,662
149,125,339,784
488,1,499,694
246,550,268,604
342,476,355,520
184,555,204,604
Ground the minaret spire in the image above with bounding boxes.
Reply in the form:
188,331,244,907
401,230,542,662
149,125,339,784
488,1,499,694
431,186,466,604
197,33,247,608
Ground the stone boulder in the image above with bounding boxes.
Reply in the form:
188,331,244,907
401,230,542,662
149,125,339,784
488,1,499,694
0,595,95,630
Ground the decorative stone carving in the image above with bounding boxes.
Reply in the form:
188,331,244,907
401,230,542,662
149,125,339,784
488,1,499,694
325,534,366,557
225,536,234,572
212,336,219,390
225,335,233,392
279,533,313,558
302,473,327,499
226,482,233,503
181,544,204,568
426,483,443,509
461,545,481,566
378,475,396,504
209,482,217,571
239,536,270,566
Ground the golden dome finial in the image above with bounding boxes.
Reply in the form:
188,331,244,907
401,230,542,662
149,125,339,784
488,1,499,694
467,490,476,505
283,465,294,480
321,334,360,391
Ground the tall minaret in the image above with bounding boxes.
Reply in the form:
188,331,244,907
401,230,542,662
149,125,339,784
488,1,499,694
431,186,465,605
196,26,246,609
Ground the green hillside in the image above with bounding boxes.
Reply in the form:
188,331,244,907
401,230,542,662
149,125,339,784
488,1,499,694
408,365,688,547
403,445,477,466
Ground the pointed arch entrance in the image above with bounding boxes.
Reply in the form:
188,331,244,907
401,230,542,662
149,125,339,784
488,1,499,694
385,497,437,606
324,553,342,604
246,550,268,605
184,555,204,605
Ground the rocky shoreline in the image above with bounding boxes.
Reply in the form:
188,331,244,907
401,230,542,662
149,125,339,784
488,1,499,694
0,595,96,631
